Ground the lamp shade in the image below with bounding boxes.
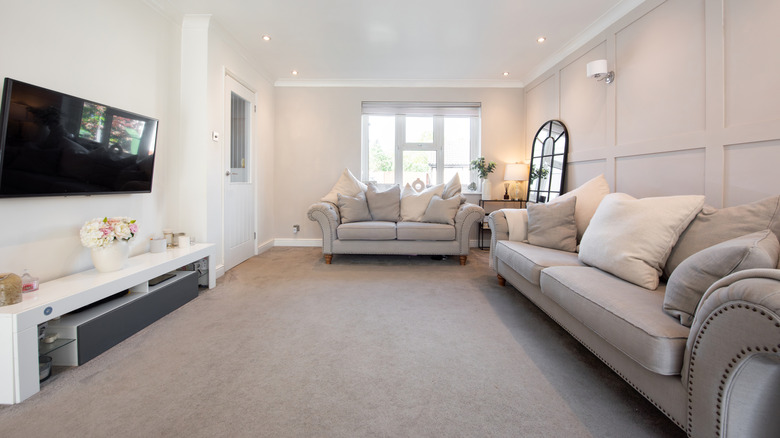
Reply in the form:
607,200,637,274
504,163,529,181
586,59,608,78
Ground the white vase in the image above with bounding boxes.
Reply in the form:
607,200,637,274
91,241,130,273
481,178,492,200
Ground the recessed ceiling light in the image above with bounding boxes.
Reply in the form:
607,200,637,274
537,36,546,43
503,72,510,77
262,35,271,41
291,70,298,76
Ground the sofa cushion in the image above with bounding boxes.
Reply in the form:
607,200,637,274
400,183,444,222
337,191,372,224
366,183,400,222
527,196,577,252
579,193,705,290
663,230,780,326
396,221,455,241
551,174,610,241
495,240,582,286
421,195,460,225
663,195,780,279
442,173,462,200
337,221,396,240
503,208,529,242
321,168,366,205
541,266,690,375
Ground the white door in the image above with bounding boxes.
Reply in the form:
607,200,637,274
224,75,256,271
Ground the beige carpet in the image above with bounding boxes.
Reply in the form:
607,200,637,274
0,248,683,437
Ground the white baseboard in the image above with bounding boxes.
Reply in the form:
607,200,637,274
216,264,225,279
274,238,322,247
257,239,274,253
272,238,479,248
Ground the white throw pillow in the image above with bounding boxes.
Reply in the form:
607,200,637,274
400,183,444,222
551,174,610,241
578,193,705,290
321,168,367,205
442,173,462,200
503,209,529,242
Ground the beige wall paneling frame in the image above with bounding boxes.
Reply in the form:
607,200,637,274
523,0,780,208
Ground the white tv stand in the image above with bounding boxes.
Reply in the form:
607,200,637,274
0,243,216,404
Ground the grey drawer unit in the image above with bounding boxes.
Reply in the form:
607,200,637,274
47,270,198,366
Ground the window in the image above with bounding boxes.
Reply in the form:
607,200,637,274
361,102,481,189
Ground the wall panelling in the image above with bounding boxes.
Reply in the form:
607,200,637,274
524,0,780,207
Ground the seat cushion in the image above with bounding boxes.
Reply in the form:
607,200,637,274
494,240,582,286
396,221,455,241
337,221,396,240
540,266,690,375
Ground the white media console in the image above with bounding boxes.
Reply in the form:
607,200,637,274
0,243,216,404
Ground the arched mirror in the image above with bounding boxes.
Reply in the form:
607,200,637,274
527,120,569,203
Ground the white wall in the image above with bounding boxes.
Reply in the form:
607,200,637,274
177,16,276,273
207,21,276,263
0,0,181,281
524,0,780,208
274,87,524,242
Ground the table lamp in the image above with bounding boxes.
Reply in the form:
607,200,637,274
503,163,530,201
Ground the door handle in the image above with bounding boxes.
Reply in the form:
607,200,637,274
226,170,237,176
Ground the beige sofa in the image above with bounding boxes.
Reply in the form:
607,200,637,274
308,169,485,265
308,201,483,265
489,194,780,437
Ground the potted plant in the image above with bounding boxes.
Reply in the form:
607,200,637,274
470,157,496,199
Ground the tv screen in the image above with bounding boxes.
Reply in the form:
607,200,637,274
0,78,158,198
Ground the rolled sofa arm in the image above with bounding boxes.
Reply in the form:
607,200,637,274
307,202,340,254
454,203,485,255
683,268,780,437
487,210,508,270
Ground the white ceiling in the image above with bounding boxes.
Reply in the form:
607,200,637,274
153,0,643,87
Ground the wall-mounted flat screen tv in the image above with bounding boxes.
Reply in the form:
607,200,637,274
0,78,158,198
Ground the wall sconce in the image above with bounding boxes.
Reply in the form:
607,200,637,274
586,59,614,84
503,163,530,201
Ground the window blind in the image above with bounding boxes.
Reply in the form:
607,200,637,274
361,101,481,117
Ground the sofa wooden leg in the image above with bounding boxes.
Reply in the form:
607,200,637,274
459,255,467,265
324,254,333,264
497,274,506,286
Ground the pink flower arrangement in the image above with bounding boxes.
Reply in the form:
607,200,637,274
80,217,138,249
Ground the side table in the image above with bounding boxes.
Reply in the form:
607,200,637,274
478,199,526,249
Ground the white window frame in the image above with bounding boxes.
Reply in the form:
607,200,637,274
361,102,481,188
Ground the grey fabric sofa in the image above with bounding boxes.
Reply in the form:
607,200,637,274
488,207,780,437
307,201,484,265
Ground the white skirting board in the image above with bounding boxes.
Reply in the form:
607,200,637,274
274,238,322,247
272,239,481,248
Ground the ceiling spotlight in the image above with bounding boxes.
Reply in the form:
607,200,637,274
262,35,271,41
503,72,510,77
537,36,546,43
291,70,298,76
